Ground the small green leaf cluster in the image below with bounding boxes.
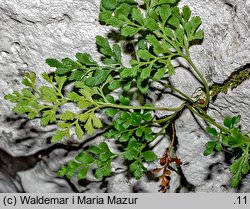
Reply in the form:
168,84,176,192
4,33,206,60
4,72,67,125
104,109,154,142
5,72,106,143
125,139,157,179
57,138,157,180
103,104,159,180
204,115,250,187
103,109,158,179
230,148,249,188
53,82,105,141
57,142,116,179
45,35,135,95
46,36,122,87
100,0,204,93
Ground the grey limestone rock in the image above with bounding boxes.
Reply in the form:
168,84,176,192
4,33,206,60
0,0,249,192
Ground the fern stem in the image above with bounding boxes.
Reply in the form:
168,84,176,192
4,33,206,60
183,55,210,106
188,106,230,134
98,102,184,112
163,84,194,103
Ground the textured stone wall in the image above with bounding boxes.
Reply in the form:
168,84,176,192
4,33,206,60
0,0,249,192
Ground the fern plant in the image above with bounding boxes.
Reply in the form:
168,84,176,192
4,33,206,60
4,0,250,191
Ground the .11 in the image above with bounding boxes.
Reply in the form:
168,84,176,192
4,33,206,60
234,196,247,205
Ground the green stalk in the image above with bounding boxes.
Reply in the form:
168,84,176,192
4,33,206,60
153,105,185,124
163,84,194,103
98,102,184,112
159,32,182,55
188,106,230,134
152,122,171,141
183,55,210,106
193,105,216,122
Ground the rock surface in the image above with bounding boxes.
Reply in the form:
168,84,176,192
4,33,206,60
0,0,249,192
